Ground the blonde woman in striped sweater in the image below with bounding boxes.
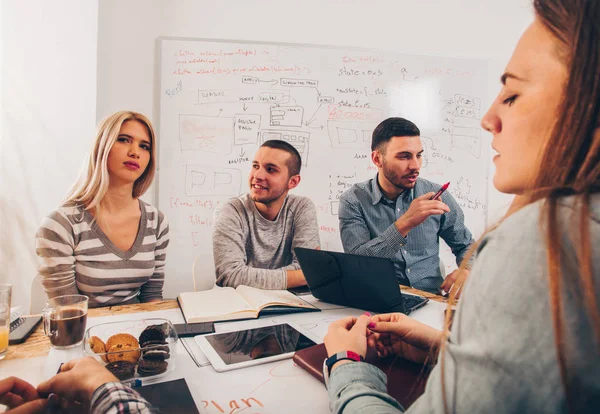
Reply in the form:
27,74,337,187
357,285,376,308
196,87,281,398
36,111,169,308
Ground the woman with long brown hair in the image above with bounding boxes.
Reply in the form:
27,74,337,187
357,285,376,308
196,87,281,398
323,0,599,412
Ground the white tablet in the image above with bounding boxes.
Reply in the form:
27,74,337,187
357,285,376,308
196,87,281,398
195,322,320,372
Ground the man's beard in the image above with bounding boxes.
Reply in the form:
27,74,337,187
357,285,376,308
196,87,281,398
250,187,286,205
381,160,418,191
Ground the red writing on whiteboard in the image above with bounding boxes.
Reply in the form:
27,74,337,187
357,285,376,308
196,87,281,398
189,215,213,226
190,65,311,76
328,104,382,121
320,225,338,234
316,203,330,213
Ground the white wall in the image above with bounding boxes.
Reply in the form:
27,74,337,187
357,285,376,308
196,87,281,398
1,0,98,309
97,0,528,217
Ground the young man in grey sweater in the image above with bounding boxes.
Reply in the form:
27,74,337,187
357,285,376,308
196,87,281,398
212,140,320,290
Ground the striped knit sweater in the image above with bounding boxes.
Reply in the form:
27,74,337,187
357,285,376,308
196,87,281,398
35,200,169,308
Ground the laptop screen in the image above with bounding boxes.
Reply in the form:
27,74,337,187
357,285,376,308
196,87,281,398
295,247,407,313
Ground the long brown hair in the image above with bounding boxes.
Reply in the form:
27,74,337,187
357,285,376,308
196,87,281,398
441,0,600,411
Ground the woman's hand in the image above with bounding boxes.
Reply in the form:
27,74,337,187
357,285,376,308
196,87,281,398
324,313,371,360
367,313,444,364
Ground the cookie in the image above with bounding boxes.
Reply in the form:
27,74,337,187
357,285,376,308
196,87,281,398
106,333,139,351
88,336,108,362
141,339,168,347
105,361,136,380
107,343,141,364
139,325,166,346
137,358,168,377
142,348,170,360
142,343,169,352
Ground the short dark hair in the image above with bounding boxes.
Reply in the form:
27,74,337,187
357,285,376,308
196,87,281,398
371,117,420,151
260,140,302,176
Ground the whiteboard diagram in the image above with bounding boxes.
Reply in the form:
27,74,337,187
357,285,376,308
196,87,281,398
158,38,490,299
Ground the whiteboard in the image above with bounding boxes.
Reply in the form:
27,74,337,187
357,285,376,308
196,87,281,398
157,38,489,298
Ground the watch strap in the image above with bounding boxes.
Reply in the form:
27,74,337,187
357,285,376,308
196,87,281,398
323,351,364,389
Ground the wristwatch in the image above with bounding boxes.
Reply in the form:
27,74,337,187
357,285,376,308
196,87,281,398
323,351,364,388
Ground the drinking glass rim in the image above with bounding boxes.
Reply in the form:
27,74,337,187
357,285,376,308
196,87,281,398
47,294,89,304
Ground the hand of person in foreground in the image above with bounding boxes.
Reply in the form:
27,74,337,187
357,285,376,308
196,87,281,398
0,376,52,413
37,357,118,409
367,312,444,364
324,313,371,370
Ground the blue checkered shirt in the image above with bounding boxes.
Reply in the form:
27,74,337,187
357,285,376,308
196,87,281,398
338,174,474,293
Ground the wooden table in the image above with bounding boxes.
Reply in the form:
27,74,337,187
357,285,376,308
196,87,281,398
5,287,447,362
402,285,449,304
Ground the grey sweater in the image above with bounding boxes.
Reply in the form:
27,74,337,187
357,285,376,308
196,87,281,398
328,194,600,413
213,193,320,290
35,200,169,308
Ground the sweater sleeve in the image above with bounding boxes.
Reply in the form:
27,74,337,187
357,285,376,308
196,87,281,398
287,197,321,268
35,209,79,298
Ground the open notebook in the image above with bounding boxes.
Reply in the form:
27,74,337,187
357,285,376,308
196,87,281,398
178,285,320,323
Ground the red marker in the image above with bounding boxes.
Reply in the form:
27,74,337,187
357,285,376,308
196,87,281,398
430,182,450,200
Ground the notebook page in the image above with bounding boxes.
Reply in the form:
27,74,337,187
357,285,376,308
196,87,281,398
179,288,255,321
237,285,313,311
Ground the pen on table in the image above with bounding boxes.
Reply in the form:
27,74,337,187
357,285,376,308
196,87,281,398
430,182,450,200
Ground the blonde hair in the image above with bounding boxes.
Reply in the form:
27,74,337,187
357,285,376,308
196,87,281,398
64,111,157,210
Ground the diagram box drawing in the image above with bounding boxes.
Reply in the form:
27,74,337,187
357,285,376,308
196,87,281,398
453,94,481,109
317,96,335,104
185,165,242,196
453,107,480,119
452,126,481,138
451,136,482,159
241,76,258,84
179,114,233,154
270,106,304,127
327,120,377,149
234,114,261,145
330,201,340,216
280,78,318,88
261,130,309,166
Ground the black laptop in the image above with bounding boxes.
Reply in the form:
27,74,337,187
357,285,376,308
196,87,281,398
295,247,429,315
